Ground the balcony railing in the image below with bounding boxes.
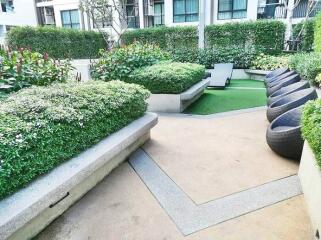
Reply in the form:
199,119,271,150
257,0,321,19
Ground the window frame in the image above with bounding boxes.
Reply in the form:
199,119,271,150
154,2,165,26
60,9,80,29
125,0,140,29
217,0,248,20
173,0,199,23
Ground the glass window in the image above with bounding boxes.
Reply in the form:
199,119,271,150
218,0,247,20
61,9,80,29
126,0,140,28
1,0,14,13
154,2,164,25
173,0,199,23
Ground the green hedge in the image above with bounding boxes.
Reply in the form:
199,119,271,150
91,42,170,81
122,21,285,55
314,12,321,52
171,46,258,69
122,26,198,50
205,20,285,55
6,26,107,59
0,81,149,199
128,62,205,94
293,19,315,51
302,99,321,168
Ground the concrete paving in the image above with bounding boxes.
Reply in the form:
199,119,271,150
36,110,312,239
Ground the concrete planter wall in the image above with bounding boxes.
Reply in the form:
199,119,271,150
299,141,321,238
71,59,94,82
147,78,210,113
230,69,270,80
0,113,158,240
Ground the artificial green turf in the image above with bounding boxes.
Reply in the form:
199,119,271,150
184,79,267,115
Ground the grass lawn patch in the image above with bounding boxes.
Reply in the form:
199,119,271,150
184,79,266,115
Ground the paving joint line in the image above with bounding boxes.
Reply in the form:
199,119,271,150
129,149,302,236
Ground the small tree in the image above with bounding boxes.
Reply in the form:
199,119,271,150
80,0,135,47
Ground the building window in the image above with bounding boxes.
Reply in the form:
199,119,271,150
61,9,80,29
218,0,247,20
154,2,164,25
126,0,140,28
1,0,14,13
173,0,199,23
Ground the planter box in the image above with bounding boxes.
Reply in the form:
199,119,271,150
0,113,158,240
147,78,210,113
71,59,93,82
299,141,321,238
244,69,270,80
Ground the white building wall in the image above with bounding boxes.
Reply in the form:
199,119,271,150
0,0,38,44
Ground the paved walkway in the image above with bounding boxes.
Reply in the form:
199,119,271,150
36,109,312,240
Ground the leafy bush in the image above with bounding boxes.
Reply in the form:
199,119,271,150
288,52,321,83
302,99,321,168
251,53,290,71
293,19,315,51
7,26,107,59
0,80,149,199
122,26,198,50
0,48,72,93
205,20,285,55
171,46,259,69
91,42,170,81
314,11,321,53
128,62,205,94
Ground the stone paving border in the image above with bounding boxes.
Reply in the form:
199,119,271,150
129,149,302,236
159,106,267,119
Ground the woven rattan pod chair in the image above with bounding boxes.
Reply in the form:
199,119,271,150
266,74,301,96
265,67,289,82
266,70,296,87
266,88,317,122
266,106,304,160
267,81,310,106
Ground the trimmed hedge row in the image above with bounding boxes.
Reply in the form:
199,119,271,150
314,11,321,52
171,46,258,69
205,20,285,55
122,21,285,55
128,62,205,94
0,81,149,199
293,19,315,51
7,26,107,59
122,26,198,50
302,99,321,168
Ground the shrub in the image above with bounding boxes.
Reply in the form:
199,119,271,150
0,48,72,93
6,26,107,59
205,20,285,55
122,21,285,55
128,62,205,94
314,11,321,53
302,99,321,168
0,80,149,199
122,26,198,50
293,19,315,51
91,42,170,81
171,46,259,69
251,53,290,71
288,52,321,83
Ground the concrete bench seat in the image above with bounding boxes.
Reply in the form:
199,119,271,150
0,113,158,240
147,78,210,113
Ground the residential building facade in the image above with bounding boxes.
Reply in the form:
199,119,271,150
0,0,320,44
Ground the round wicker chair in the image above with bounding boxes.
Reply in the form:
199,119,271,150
266,74,301,96
266,106,304,160
267,81,310,106
265,67,289,82
266,88,317,122
266,70,296,87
